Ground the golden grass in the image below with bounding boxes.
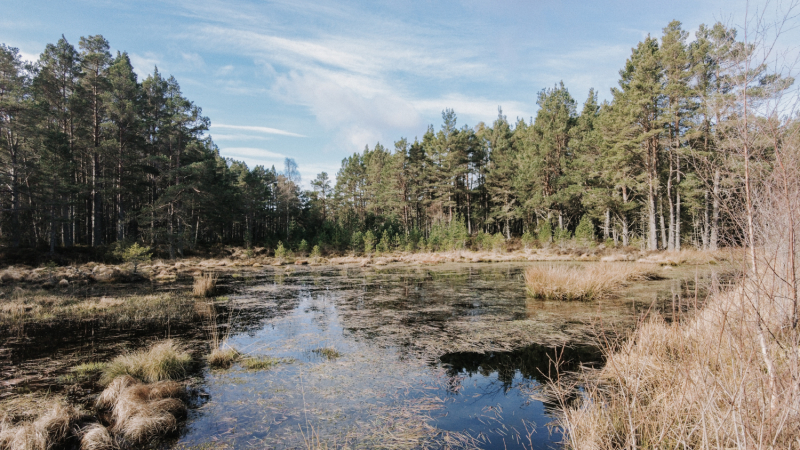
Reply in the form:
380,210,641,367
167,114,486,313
100,340,192,384
192,273,217,297
95,375,185,443
555,270,800,448
524,263,658,300
207,347,240,369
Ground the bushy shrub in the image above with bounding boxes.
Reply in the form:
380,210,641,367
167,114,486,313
378,230,391,253
113,242,152,274
491,232,506,252
521,231,536,249
298,239,309,255
275,241,287,260
575,216,595,245
363,230,375,254
537,221,553,245
311,245,322,259
350,231,363,253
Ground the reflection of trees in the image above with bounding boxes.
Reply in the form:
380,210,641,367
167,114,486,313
440,344,603,389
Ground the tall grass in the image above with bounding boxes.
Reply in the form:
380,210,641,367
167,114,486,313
100,340,192,384
524,263,657,300
192,273,217,297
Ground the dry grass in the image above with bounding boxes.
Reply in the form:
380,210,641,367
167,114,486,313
95,375,185,444
192,273,217,297
0,401,81,450
79,423,114,450
554,268,800,449
100,340,192,384
524,263,659,301
207,347,240,369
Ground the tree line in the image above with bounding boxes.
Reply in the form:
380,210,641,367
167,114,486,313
0,20,794,256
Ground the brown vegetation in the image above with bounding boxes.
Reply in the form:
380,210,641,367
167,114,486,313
192,273,217,298
96,375,185,443
0,401,82,450
524,263,659,300
100,340,192,384
79,423,114,450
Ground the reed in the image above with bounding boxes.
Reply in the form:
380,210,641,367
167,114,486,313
192,273,218,297
524,263,657,300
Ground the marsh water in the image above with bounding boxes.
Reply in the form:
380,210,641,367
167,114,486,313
2,262,719,449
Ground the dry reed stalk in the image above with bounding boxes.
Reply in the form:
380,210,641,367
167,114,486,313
524,263,658,300
192,273,217,297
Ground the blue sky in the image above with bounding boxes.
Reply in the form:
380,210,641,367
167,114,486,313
4,0,751,185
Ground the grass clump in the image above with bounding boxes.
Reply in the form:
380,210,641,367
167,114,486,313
207,347,241,369
524,262,657,300
95,375,185,443
192,273,218,297
311,347,341,360
100,340,192,385
240,356,283,371
0,400,82,450
71,361,107,378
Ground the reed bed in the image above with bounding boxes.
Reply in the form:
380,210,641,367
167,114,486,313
192,273,217,297
524,263,658,301
100,340,192,384
554,269,800,449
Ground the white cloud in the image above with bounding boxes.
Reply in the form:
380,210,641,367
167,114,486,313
210,133,271,141
212,124,306,138
128,52,162,78
219,147,286,160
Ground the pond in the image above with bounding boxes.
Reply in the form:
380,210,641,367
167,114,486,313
1,262,720,449
172,262,708,449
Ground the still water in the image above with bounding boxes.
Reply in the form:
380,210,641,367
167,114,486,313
172,262,686,450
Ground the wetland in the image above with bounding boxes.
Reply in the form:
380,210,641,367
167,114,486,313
0,260,728,449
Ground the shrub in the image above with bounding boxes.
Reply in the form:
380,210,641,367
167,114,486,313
350,231,363,253
537,221,553,244
521,231,536,249
363,230,375,255
310,245,322,259
113,242,152,274
378,230,391,253
491,232,506,252
274,241,287,260
298,239,309,255
101,340,192,384
574,216,595,244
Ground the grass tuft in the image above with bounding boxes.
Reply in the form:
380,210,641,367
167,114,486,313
100,340,192,385
240,355,283,371
311,347,341,360
207,347,241,369
71,362,107,378
192,273,218,298
524,262,658,300
79,423,114,450
96,376,185,443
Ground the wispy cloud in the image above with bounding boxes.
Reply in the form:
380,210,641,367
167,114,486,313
213,124,306,138
219,147,286,160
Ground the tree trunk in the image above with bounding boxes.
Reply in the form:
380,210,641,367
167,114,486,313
710,168,720,250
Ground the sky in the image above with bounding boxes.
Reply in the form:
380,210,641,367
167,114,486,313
3,0,755,186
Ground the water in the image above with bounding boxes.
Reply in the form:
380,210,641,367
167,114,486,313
2,262,717,449
174,264,620,449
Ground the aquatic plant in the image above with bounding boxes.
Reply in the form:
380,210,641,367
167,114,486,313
240,356,283,370
192,273,218,297
101,340,192,384
311,347,341,360
524,263,658,300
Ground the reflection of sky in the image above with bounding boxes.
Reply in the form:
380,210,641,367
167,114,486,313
178,266,580,449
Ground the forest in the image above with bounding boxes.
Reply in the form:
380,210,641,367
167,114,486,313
0,20,794,258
